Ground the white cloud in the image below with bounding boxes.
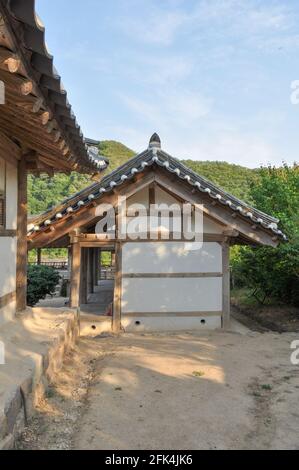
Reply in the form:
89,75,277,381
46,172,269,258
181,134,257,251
171,132,282,168
123,54,194,86
119,8,188,46
120,89,212,127
118,0,298,51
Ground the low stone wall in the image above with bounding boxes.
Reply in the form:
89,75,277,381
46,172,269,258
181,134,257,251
0,308,79,450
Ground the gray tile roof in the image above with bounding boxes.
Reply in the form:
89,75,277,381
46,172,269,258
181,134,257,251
28,135,287,241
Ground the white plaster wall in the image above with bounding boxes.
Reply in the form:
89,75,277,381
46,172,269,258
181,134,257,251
122,277,222,313
0,237,17,297
122,315,222,332
122,242,222,274
5,161,18,230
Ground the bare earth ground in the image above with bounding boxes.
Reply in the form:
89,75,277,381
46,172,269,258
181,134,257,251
17,330,299,451
231,295,299,334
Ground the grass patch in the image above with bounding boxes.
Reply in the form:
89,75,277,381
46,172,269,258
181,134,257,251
261,384,272,391
192,371,205,378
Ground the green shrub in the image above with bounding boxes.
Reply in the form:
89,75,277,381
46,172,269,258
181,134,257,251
231,164,299,306
27,265,60,307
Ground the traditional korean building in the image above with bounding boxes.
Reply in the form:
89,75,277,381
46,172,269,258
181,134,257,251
28,134,286,333
0,0,108,325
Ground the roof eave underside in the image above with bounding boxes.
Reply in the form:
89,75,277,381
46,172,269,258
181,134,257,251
0,0,108,174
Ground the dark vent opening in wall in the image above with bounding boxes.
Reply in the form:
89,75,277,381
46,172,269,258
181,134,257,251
135,321,141,326
201,319,206,325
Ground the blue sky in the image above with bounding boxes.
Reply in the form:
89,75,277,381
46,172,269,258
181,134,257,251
36,0,299,168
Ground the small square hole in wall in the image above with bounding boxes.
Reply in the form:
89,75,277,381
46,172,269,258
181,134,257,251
135,321,141,326
201,319,206,325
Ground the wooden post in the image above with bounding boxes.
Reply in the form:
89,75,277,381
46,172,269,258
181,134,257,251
99,249,102,281
88,249,95,294
112,242,122,333
16,157,28,312
93,248,99,287
67,247,72,274
70,242,81,308
222,242,231,329
37,248,42,265
80,248,88,304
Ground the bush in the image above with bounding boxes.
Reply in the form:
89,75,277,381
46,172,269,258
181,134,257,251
27,265,60,307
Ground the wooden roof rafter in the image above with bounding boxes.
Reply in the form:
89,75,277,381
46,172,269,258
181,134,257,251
0,0,108,174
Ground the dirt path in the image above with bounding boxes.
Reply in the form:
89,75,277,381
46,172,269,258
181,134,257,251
17,331,299,450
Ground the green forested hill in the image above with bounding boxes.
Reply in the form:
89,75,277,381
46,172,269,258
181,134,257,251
182,160,259,204
98,141,135,171
28,140,259,215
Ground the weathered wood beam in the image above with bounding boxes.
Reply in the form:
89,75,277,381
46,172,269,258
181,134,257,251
87,248,95,294
112,242,122,333
93,248,100,287
0,46,20,73
222,242,231,330
0,129,21,164
16,155,28,312
69,241,81,308
149,182,156,206
80,248,88,305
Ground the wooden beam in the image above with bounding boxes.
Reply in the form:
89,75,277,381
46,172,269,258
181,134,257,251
93,248,99,287
222,242,231,330
122,272,223,279
88,248,95,294
0,130,21,164
0,46,20,73
149,182,156,206
112,242,122,333
80,248,88,305
16,155,28,312
74,234,227,246
0,229,17,237
69,242,81,308
123,311,222,318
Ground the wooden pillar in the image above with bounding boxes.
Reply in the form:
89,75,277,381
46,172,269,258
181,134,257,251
93,248,99,287
112,242,122,333
37,248,42,265
67,247,72,274
111,252,116,267
222,242,231,329
80,248,88,304
99,249,102,281
16,157,28,312
70,242,81,308
88,249,95,294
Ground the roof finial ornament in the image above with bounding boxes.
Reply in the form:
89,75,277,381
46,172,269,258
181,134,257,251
149,133,161,149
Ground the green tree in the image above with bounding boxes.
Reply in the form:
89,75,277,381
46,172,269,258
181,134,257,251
232,164,299,306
